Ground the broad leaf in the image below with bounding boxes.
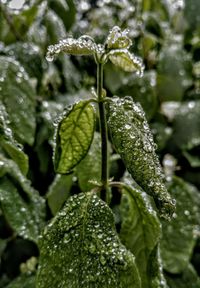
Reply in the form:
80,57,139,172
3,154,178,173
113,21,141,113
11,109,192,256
0,155,45,242
47,174,73,215
5,42,43,80
5,274,35,288
36,192,141,288
184,0,200,30
119,175,167,288
108,49,144,74
160,176,200,273
0,56,36,145
165,264,200,288
45,9,67,44
107,96,175,219
0,101,28,175
49,0,76,31
54,100,96,173
76,132,101,191
172,101,200,150
157,39,192,101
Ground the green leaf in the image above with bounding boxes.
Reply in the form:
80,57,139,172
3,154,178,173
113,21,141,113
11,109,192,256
165,264,200,288
108,49,144,74
160,176,200,273
119,175,167,288
48,0,76,31
54,100,96,174
183,150,200,168
0,56,36,145
76,132,101,191
0,155,45,242
172,101,200,150
36,192,141,288
5,42,43,80
46,35,97,61
5,274,35,288
184,0,200,31
45,9,67,44
105,26,132,49
0,101,28,175
157,40,192,101
0,3,38,45
116,71,158,120
47,174,73,215
107,96,175,219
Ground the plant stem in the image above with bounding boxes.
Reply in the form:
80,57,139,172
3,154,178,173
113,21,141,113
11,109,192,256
97,62,108,201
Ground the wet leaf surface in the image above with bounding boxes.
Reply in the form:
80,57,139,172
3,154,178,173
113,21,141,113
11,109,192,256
120,175,167,288
54,100,95,173
0,101,28,175
160,176,200,273
165,264,200,288
0,56,36,145
36,192,141,288
0,155,45,242
107,96,175,219
76,132,101,192
47,174,73,216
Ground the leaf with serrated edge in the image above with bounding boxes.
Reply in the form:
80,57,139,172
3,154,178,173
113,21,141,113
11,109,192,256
107,96,175,219
120,174,167,288
108,49,144,74
54,100,95,174
161,176,200,273
36,192,141,288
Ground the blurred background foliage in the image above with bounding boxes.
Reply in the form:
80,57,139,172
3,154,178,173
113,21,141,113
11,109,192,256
0,0,200,287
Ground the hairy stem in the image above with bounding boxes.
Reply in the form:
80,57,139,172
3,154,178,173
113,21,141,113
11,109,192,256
97,62,108,201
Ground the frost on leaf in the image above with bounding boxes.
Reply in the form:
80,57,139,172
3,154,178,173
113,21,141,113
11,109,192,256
54,100,95,174
36,193,141,288
46,35,97,61
108,49,144,75
107,96,175,219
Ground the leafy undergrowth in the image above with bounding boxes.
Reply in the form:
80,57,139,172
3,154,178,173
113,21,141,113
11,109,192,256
0,0,200,287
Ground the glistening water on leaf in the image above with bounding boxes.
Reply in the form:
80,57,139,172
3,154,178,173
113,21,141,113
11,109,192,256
118,175,167,288
36,192,141,288
107,96,175,219
53,100,96,174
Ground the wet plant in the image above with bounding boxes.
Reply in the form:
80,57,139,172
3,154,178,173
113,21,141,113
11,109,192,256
35,26,176,288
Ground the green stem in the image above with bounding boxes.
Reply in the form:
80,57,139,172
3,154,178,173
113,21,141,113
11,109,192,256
97,62,108,201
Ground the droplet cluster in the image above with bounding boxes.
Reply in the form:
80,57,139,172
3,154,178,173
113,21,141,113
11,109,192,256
108,49,144,75
36,192,140,287
106,26,132,49
46,35,97,62
107,96,175,219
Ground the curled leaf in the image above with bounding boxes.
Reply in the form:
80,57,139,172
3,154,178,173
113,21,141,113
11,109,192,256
46,35,97,61
108,49,144,75
105,26,132,49
107,96,175,219
54,100,96,174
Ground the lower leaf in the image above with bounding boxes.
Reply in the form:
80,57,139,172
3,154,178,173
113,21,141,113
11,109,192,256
36,192,141,288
